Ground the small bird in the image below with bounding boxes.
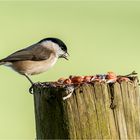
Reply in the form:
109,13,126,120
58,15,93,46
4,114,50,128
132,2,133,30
0,37,69,84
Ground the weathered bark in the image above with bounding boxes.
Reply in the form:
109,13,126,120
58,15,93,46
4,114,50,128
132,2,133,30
33,77,140,139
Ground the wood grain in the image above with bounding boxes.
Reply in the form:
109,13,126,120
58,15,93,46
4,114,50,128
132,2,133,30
33,78,140,139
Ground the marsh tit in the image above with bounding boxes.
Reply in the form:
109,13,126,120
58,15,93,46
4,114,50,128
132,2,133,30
0,37,69,84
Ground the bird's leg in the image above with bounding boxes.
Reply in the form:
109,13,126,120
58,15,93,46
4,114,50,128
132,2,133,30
23,74,42,94
23,74,34,85
23,74,35,94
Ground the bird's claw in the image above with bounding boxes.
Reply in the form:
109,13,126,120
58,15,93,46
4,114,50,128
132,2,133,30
29,84,34,94
29,82,42,94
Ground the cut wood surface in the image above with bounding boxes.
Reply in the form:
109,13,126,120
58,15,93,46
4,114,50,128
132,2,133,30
33,77,140,139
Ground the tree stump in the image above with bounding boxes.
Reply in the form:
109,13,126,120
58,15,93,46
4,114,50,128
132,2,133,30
32,76,140,139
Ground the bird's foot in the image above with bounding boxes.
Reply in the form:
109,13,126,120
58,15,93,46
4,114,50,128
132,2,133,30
29,82,42,94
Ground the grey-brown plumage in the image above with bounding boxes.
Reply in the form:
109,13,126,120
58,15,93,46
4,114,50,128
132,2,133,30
0,38,68,84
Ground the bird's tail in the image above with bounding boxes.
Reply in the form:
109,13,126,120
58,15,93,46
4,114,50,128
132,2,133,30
0,60,5,65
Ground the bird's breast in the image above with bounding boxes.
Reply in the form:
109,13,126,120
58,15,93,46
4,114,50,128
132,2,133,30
11,56,58,75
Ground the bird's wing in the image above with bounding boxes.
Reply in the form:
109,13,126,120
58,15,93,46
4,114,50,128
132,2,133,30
1,44,52,62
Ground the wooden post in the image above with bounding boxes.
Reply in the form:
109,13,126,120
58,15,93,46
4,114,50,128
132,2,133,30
32,77,140,139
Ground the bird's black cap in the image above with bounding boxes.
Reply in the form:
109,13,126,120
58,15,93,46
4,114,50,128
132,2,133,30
38,37,67,52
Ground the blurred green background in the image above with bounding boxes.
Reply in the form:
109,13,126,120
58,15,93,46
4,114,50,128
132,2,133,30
0,0,140,139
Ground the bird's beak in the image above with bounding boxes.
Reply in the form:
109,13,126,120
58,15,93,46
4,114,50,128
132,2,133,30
61,52,69,60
